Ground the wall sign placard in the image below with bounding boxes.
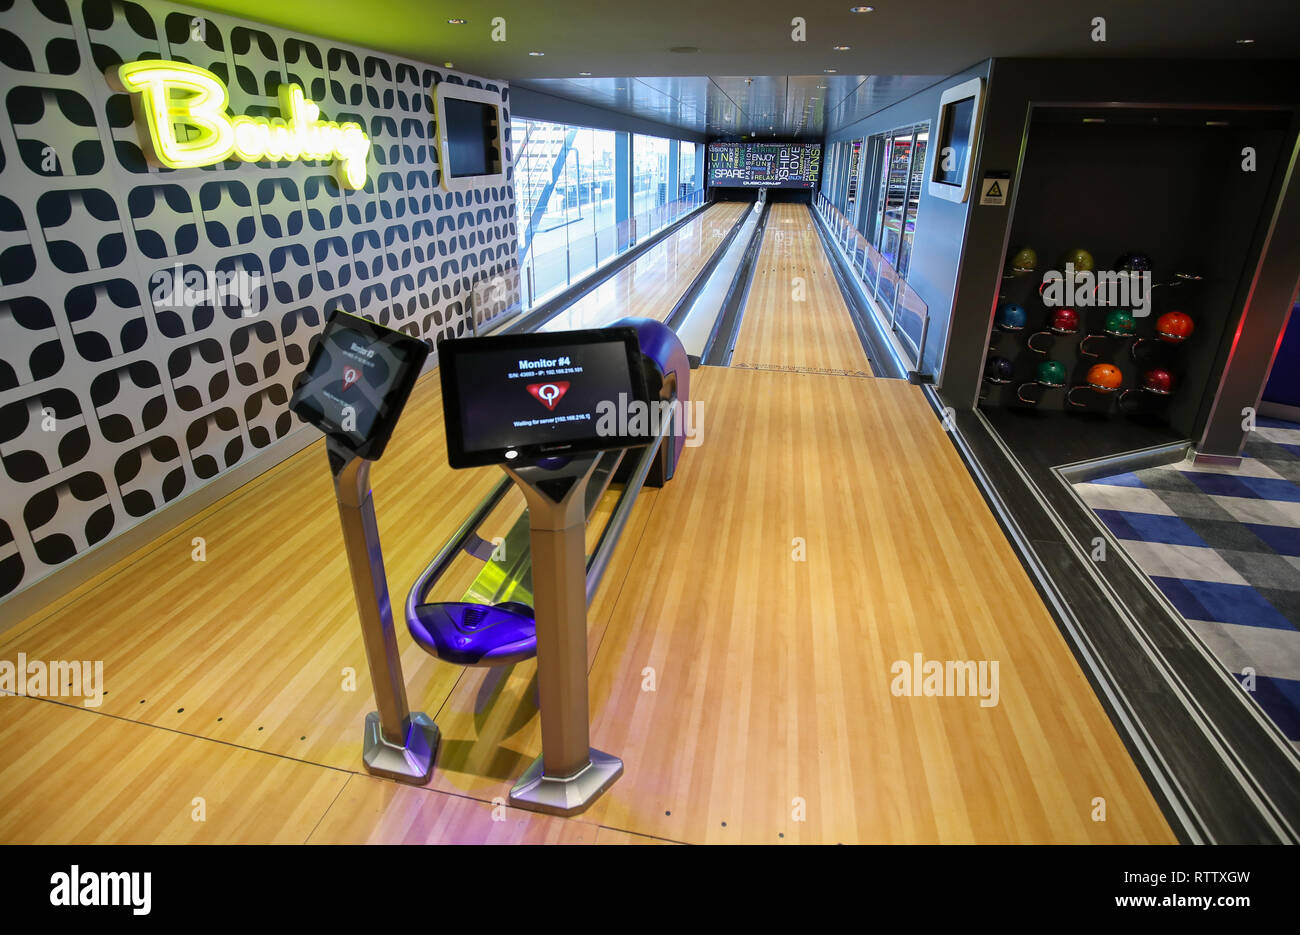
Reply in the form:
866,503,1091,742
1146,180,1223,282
979,171,1011,206
110,59,372,189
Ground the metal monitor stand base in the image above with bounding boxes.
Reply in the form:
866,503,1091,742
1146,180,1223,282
504,454,623,816
362,711,439,783
330,440,439,784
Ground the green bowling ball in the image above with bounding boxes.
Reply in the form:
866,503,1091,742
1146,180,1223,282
1036,360,1066,387
1064,248,1094,273
1010,246,1038,273
1105,309,1136,335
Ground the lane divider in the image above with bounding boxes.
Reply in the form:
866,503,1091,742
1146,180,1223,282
701,200,772,367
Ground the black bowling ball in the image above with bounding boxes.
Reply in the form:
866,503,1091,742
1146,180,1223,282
984,356,1014,383
1115,251,1152,273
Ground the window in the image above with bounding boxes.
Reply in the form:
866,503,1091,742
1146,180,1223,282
578,128,618,266
844,139,863,214
511,118,572,298
679,141,699,196
898,129,927,277
633,135,671,219
864,122,929,278
509,120,702,308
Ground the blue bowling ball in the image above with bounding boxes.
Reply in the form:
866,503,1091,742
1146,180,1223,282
996,303,1027,331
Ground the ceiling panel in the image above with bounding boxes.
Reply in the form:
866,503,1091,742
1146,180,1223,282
189,0,1300,85
824,74,950,132
516,73,941,139
185,0,1300,138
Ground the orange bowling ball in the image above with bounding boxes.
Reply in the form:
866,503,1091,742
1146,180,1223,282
1156,311,1194,343
1086,363,1123,390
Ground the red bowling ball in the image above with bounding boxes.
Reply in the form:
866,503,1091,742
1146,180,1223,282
1156,311,1194,343
1050,307,1079,333
1142,368,1174,394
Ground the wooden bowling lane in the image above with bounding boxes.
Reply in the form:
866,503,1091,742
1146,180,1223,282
730,202,873,376
0,696,347,843
307,774,671,844
0,374,502,771
572,368,1173,843
0,268,1173,844
0,695,653,844
541,201,747,331
394,367,1175,843
0,309,662,810
0,164,720,774
0,366,1176,844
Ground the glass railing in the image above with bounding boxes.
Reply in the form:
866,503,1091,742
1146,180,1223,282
518,189,706,311
815,192,930,373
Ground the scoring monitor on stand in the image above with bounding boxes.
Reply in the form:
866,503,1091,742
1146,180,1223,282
439,326,651,815
288,310,440,783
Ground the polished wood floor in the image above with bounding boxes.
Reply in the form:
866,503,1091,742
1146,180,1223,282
0,208,1174,844
730,202,872,375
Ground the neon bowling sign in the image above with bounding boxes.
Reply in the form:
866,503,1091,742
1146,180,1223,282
109,59,371,189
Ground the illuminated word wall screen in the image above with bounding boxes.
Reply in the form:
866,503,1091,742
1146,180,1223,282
707,142,822,188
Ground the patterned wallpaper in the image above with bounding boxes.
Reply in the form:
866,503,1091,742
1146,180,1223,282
0,0,518,601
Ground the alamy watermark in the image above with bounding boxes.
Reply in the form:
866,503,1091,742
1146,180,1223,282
1040,264,1152,317
595,393,704,447
1,653,104,707
511,387,705,448
50,866,150,915
890,653,1000,707
150,264,264,315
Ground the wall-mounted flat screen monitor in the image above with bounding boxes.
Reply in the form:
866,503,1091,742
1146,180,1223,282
439,328,651,468
707,142,821,188
444,98,497,178
929,77,984,203
434,83,505,192
934,97,974,186
289,311,429,461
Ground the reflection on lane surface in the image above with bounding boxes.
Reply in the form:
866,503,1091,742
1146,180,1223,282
541,202,747,332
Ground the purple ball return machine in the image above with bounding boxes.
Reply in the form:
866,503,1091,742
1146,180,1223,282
405,317,688,669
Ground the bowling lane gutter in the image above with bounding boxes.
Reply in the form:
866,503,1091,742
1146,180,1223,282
663,203,751,333
701,200,771,366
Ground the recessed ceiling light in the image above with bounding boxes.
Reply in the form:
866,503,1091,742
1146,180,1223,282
850,5,874,11
824,69,837,73
529,51,545,56
1236,38,1255,44
446,18,466,25
833,45,851,51
579,71,592,76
